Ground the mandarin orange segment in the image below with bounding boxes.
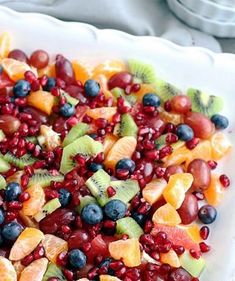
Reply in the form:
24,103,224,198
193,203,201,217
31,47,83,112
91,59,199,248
210,132,232,160
135,84,157,102
109,238,141,267
92,60,126,80
27,90,55,115
104,136,137,169
160,110,183,125
0,256,17,281
38,63,56,77
152,203,181,226
19,211,39,228
103,134,118,157
160,249,180,268
19,258,48,281
183,224,202,243
143,178,167,205
163,173,194,209
86,107,117,122
164,145,192,167
42,234,68,263
9,228,44,261
22,184,45,216
1,58,33,82
187,140,212,167
93,73,108,92
100,275,121,281
0,32,11,59
72,60,92,84
13,261,25,279
204,174,224,206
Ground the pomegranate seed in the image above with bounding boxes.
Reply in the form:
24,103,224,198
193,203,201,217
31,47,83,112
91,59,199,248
24,165,34,176
39,75,48,87
122,234,129,240
192,278,199,281
21,174,29,188
57,251,68,267
110,261,123,271
140,234,154,245
154,231,167,244
200,242,211,253
44,188,59,200
56,78,66,89
143,106,156,114
166,133,178,144
5,211,18,222
118,106,130,114
107,186,116,198
158,240,172,253
138,178,146,189
26,142,35,151
14,98,27,106
159,263,171,275
112,112,121,123
138,202,151,214
144,220,153,233
63,269,73,281
159,145,173,159
75,216,83,228
19,123,29,136
94,152,104,163
31,79,40,91
150,251,160,261
186,137,199,150
33,245,45,259
24,70,37,83
81,242,91,252
7,201,23,210
51,87,61,97
125,84,132,95
116,169,129,180
116,266,127,278
145,149,159,161
88,268,98,279
165,123,175,133
66,116,78,127
48,278,59,281
207,160,218,170
189,249,201,259
103,220,116,230
61,225,71,234
172,245,185,255
59,96,66,106
155,166,165,178
219,174,230,188
21,254,34,266
131,83,141,93
33,160,46,169
200,226,210,240
193,192,205,201
164,100,172,112
19,192,30,202
83,114,92,123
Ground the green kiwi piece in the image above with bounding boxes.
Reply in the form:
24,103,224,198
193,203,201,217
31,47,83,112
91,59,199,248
34,198,61,222
62,123,89,147
128,59,157,84
154,79,180,103
0,156,10,173
116,217,143,238
0,130,5,142
155,134,167,149
0,175,6,190
111,87,137,106
60,135,103,174
60,90,79,106
42,263,66,281
86,169,110,206
187,88,223,117
110,180,140,204
113,123,121,137
120,113,138,138
76,195,97,214
28,169,64,188
3,152,36,169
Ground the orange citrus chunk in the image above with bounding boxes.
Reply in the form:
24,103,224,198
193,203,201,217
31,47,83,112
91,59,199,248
22,184,45,216
152,203,181,226
0,256,17,281
163,173,194,209
143,178,167,205
39,125,61,151
92,60,126,80
160,110,183,125
72,60,92,84
9,228,44,261
93,73,108,92
210,132,232,160
135,84,157,102
104,136,137,169
160,249,180,268
164,145,191,167
19,257,48,281
0,32,11,58
187,140,212,166
13,261,25,279
109,238,141,267
151,224,200,252
1,58,33,82
86,107,117,122
204,174,224,206
27,90,55,115
103,134,118,157
100,276,121,281
183,224,202,243
38,63,56,78
42,234,68,263
19,211,38,228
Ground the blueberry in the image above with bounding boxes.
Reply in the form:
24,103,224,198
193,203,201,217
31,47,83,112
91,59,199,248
0,209,5,225
84,79,100,97
5,182,22,201
81,203,103,225
131,211,146,226
211,114,229,130
0,65,3,74
89,133,98,139
104,199,127,221
59,103,75,117
116,158,135,173
176,124,194,141
59,188,71,207
13,80,31,98
68,249,87,269
143,93,161,107
2,222,23,241
198,205,217,224
43,77,56,92
88,163,103,172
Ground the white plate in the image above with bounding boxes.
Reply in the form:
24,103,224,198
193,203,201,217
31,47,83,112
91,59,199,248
167,0,235,37
209,0,235,7
0,6,235,281
180,0,235,22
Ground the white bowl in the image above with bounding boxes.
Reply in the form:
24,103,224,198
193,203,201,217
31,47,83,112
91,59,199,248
167,0,235,37
0,6,235,281
180,0,235,22
209,0,235,7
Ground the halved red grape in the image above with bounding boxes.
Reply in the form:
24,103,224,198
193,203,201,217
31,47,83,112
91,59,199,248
30,50,49,69
170,95,191,114
55,55,75,85
177,193,198,224
0,115,21,135
8,49,28,63
168,267,192,281
108,71,132,90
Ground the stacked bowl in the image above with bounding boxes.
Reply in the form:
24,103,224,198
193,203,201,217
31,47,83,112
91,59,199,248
167,0,235,37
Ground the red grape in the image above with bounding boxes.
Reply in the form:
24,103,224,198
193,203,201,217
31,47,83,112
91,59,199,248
68,230,90,249
0,115,21,135
187,159,211,191
164,164,185,182
30,50,49,69
184,112,215,139
170,95,191,114
8,49,28,63
108,71,132,90
168,268,192,281
55,55,75,85
177,193,199,224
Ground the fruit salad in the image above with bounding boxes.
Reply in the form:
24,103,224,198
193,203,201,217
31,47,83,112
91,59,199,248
0,31,232,281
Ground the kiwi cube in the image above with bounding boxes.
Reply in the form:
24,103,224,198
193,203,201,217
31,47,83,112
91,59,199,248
128,59,157,84
34,198,61,222
3,152,36,169
42,263,66,281
0,175,6,190
28,170,64,188
60,90,79,106
120,113,138,137
116,217,144,238
62,122,89,147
